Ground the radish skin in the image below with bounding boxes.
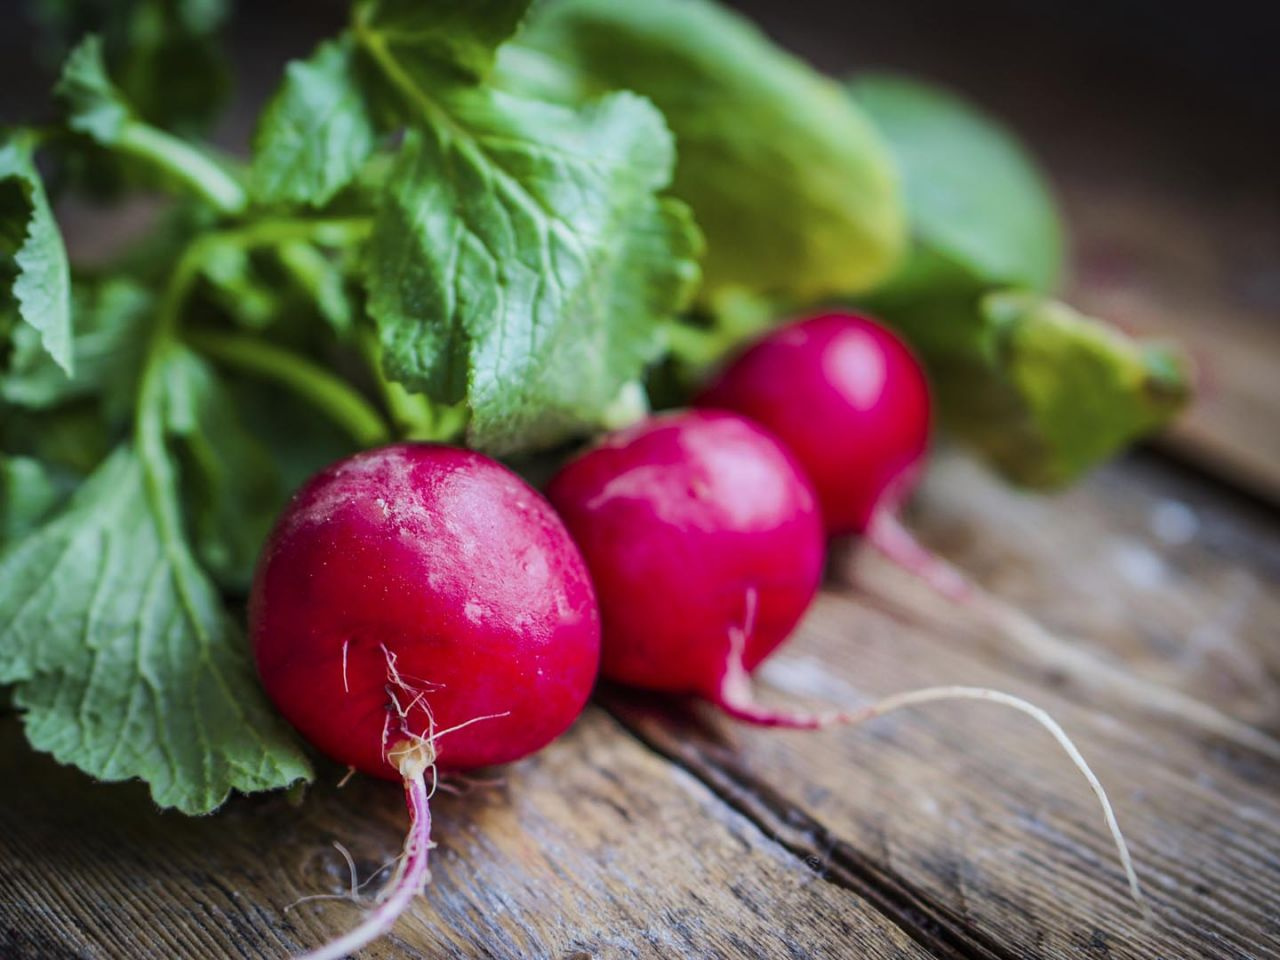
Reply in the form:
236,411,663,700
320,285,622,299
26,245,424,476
251,443,601,957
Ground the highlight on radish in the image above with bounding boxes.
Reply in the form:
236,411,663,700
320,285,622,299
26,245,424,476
546,409,1145,912
696,311,971,600
250,444,601,959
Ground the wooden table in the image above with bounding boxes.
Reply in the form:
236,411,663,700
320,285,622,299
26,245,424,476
2,442,1277,958
3,4,1279,957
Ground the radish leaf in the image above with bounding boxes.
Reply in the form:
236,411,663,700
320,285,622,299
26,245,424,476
0,419,312,813
0,136,74,376
251,35,386,207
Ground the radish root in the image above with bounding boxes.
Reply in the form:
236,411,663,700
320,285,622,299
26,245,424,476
715,658,1148,916
866,510,973,604
295,740,436,960
294,699,512,960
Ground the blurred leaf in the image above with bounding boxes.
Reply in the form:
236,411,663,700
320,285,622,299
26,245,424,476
524,0,905,305
55,35,246,213
880,285,1193,487
0,135,74,374
851,73,1064,293
30,0,232,134
251,35,388,208
2,277,150,421
0,456,65,544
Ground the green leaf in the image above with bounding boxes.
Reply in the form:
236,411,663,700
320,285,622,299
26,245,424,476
0,438,312,813
881,287,1193,487
252,0,530,210
3,278,150,419
366,88,701,453
523,0,905,305
0,135,74,375
251,35,386,208
850,74,1064,293
357,0,529,84
162,349,282,592
55,35,246,214
56,34,133,142
0,456,64,544
341,0,701,453
848,74,1188,485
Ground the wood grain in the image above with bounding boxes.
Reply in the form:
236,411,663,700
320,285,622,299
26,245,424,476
0,708,930,960
849,448,1280,731
609,589,1280,960
1062,175,1280,504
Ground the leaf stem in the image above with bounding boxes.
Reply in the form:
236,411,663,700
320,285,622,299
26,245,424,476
210,215,374,251
133,214,379,449
186,329,391,448
132,241,219,654
357,328,466,444
115,122,249,216
354,15,458,135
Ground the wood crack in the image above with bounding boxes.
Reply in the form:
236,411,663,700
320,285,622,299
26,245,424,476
604,699,1023,960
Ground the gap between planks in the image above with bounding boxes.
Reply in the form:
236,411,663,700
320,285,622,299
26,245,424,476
603,695,1019,960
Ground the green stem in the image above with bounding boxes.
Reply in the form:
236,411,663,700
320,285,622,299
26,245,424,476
132,215,374,427
132,240,213,605
130,213,383,513
116,122,249,216
357,328,466,443
211,216,373,251
186,330,391,448
355,15,461,136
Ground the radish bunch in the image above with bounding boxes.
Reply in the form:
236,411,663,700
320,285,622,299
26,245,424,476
250,314,1142,958
547,313,1142,898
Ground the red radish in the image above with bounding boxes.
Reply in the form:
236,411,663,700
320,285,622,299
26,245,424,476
251,443,600,959
546,410,825,710
697,311,970,600
547,410,1145,910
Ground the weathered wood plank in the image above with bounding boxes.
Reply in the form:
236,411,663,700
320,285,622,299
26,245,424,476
847,448,1280,732
1061,175,1280,504
0,708,933,960
608,589,1280,960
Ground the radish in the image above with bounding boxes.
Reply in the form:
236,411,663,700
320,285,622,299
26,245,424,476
696,311,971,600
251,443,601,959
546,409,826,706
547,410,1145,910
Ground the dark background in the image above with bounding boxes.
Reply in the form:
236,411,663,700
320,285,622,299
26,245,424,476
4,0,1277,157
3,0,1276,218
3,0,1276,255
